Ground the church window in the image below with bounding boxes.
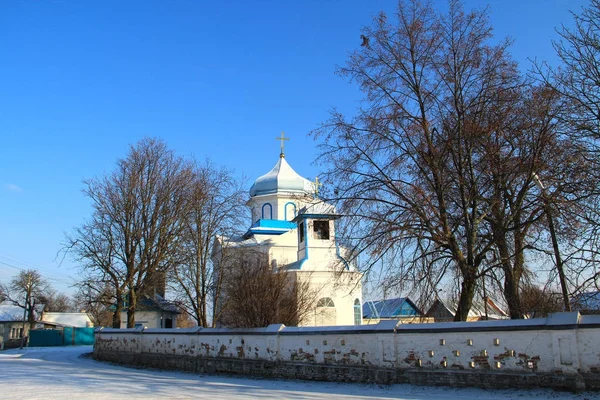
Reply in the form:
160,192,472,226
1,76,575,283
299,221,304,243
317,297,335,307
313,220,330,240
354,299,361,325
284,202,297,221
261,203,273,219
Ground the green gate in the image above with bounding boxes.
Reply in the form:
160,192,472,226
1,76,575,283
29,327,95,347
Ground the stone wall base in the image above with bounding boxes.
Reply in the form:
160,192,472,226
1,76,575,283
93,350,594,392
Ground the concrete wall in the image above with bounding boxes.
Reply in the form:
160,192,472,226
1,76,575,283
94,312,600,392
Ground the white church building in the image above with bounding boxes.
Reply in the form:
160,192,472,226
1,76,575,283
213,137,363,327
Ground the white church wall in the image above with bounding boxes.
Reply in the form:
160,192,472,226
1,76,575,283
293,270,363,327
94,312,600,391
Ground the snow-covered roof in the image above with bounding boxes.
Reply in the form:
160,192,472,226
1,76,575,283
249,156,314,197
42,312,93,328
0,304,26,321
298,202,337,216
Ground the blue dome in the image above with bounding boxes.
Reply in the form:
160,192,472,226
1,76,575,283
249,156,314,197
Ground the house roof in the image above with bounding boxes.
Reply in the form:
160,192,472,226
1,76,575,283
362,297,423,319
137,294,180,314
571,291,600,310
0,305,25,321
426,298,508,320
0,304,43,322
41,312,93,328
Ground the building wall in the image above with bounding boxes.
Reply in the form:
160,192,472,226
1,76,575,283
120,311,175,329
292,270,362,327
0,321,31,350
248,193,309,222
94,312,600,391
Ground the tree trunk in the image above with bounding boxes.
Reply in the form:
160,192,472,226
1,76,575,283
112,288,123,328
454,274,476,321
127,289,137,328
504,231,525,319
504,270,523,319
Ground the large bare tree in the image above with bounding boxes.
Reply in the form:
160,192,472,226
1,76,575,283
533,0,600,300
313,0,527,320
168,160,246,327
65,138,194,328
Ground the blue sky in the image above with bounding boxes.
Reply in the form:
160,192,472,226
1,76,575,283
0,0,589,295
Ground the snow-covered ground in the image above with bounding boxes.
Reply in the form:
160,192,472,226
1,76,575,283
0,346,597,399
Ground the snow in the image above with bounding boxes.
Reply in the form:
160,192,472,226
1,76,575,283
0,346,597,400
0,304,26,321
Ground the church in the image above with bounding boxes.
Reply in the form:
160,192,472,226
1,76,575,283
212,134,363,327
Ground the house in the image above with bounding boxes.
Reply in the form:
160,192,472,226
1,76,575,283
571,291,600,314
40,312,94,328
0,304,43,350
362,297,430,324
426,298,508,322
212,140,363,327
120,294,180,329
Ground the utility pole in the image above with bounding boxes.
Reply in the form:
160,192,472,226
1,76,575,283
20,274,32,349
533,173,571,312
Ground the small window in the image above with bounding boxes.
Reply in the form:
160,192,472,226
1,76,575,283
262,203,273,219
317,297,335,307
354,299,361,325
313,220,330,240
299,222,305,243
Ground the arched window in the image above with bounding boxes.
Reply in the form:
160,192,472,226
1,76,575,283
315,297,336,326
317,297,335,307
284,202,297,221
354,299,361,325
261,203,273,219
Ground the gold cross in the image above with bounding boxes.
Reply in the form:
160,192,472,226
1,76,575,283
276,131,289,158
313,176,323,197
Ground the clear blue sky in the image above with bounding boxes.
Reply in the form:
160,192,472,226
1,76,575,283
0,0,589,295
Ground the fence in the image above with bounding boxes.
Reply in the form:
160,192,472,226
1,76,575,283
30,327,95,347
94,312,600,392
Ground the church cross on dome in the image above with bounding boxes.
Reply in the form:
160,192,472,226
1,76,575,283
276,131,289,158
313,176,323,198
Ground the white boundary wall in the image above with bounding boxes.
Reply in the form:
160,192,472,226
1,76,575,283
94,312,600,390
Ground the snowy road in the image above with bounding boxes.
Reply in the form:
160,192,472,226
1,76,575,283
0,346,596,399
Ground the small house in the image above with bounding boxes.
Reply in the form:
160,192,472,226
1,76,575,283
0,304,43,349
120,294,180,329
426,298,508,322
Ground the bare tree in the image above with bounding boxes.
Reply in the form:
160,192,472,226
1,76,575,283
1,270,51,329
541,0,600,145
40,291,75,313
533,0,600,300
313,0,525,320
520,284,563,318
168,160,246,327
65,138,194,328
217,251,317,328
73,281,115,327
